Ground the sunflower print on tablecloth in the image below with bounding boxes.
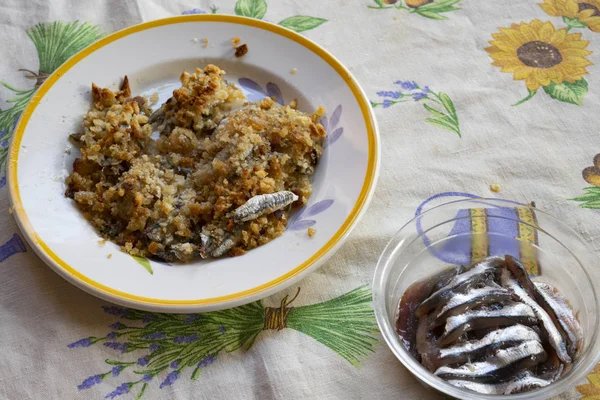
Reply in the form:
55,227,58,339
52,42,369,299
540,0,600,32
486,19,593,106
571,153,600,208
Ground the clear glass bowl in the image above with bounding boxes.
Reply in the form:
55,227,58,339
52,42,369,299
373,198,600,399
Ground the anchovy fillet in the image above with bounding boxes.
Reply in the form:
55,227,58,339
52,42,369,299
435,340,547,382
435,284,511,322
440,302,537,346
209,236,236,257
448,372,551,395
439,324,541,365
501,270,571,364
233,191,298,223
535,282,583,358
416,256,504,317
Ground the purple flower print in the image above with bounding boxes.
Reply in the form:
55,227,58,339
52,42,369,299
237,78,284,104
107,332,117,340
149,343,160,353
0,139,7,149
182,9,206,15
173,334,200,344
142,374,153,383
142,314,154,323
383,99,393,108
376,91,402,99
137,356,149,366
170,361,179,369
111,366,124,377
184,314,200,324
198,355,217,368
104,342,128,353
102,306,130,318
395,80,418,90
0,233,27,262
159,371,180,389
78,374,103,390
143,332,165,340
218,325,226,334
105,383,130,399
68,337,94,348
109,322,125,330
288,199,334,231
323,104,343,149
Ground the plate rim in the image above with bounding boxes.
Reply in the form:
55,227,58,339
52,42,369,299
8,14,380,311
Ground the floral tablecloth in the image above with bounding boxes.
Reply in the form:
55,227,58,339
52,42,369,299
1,0,600,399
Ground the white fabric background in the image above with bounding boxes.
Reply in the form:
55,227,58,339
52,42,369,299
0,0,598,399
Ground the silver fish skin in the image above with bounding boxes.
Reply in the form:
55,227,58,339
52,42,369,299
435,340,546,381
209,236,236,257
440,302,537,346
535,282,583,358
233,191,298,223
435,284,511,322
447,372,551,395
501,270,571,364
439,324,541,365
416,256,504,316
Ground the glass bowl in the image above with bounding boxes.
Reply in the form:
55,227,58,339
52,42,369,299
372,198,600,399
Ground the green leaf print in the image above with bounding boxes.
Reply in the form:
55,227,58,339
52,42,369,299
543,79,588,106
438,92,457,121
563,16,587,30
417,0,462,12
415,10,449,20
132,256,153,274
234,0,268,19
68,286,379,398
0,21,105,180
27,21,106,76
570,187,600,209
279,16,328,32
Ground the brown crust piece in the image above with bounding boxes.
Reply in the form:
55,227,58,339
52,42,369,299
235,44,248,58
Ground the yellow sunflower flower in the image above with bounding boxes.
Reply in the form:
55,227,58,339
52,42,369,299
485,20,592,91
540,0,600,32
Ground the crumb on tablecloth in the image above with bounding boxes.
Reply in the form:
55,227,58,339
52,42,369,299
490,184,501,193
235,44,248,58
98,239,107,247
232,36,241,46
308,228,316,237
192,38,199,43
149,92,159,105
107,253,112,259
202,38,209,48
291,68,298,75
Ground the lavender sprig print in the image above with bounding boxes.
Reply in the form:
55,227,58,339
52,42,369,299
67,287,378,398
372,81,461,137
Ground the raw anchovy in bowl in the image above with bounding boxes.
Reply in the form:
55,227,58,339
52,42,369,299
396,255,583,395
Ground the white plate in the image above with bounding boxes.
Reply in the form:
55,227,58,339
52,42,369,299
8,15,379,312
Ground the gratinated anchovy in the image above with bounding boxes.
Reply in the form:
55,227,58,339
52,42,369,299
438,324,541,366
505,256,577,358
435,340,547,382
198,233,212,259
535,282,583,358
210,235,236,258
501,269,571,364
233,191,299,223
434,284,511,323
439,302,537,346
416,256,504,317
447,372,551,395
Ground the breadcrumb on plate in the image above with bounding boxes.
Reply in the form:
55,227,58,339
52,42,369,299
308,228,316,237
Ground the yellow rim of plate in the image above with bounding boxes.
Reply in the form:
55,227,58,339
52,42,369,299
8,15,379,307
